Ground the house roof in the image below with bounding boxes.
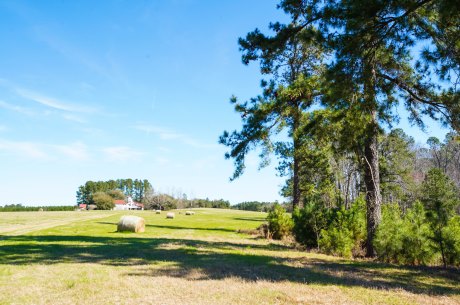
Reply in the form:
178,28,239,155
113,199,143,207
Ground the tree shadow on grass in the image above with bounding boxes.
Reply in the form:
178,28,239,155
0,234,458,296
98,222,240,234
232,217,266,222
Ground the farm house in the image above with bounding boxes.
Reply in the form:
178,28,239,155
113,196,144,211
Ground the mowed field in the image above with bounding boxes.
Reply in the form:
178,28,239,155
0,209,459,305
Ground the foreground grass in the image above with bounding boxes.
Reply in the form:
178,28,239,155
0,209,458,305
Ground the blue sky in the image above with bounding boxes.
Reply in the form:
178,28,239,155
0,0,450,206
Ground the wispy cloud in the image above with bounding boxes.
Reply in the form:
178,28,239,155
0,138,149,163
0,125,7,132
79,127,105,137
62,114,87,123
0,139,48,159
102,146,144,162
53,142,90,161
16,88,96,113
154,156,170,165
133,123,219,149
133,124,182,140
0,79,98,119
0,100,35,116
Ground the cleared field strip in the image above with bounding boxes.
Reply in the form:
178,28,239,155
0,211,113,236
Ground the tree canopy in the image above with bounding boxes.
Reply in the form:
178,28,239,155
221,0,459,257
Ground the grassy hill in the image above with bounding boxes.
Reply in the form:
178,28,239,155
0,209,458,304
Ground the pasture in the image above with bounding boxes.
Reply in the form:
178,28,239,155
0,209,458,305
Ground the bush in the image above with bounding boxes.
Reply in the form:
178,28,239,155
443,216,460,266
267,204,293,240
318,198,366,258
420,168,460,267
92,192,115,210
292,200,329,248
399,202,433,265
374,202,434,265
319,224,354,258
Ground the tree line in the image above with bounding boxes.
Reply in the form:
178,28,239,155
220,0,459,265
0,204,75,212
231,201,287,212
76,179,153,208
143,190,230,210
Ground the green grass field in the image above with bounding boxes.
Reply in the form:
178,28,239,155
0,209,458,305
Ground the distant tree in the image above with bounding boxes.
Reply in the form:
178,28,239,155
76,178,152,204
107,189,125,200
379,129,416,207
144,192,176,210
0,204,74,212
427,133,460,189
232,201,276,212
92,192,115,210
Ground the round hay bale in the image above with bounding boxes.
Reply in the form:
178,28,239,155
166,212,175,219
185,211,193,215
155,210,161,214
117,215,145,233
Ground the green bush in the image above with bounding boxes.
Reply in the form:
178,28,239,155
267,204,293,240
400,202,434,265
319,223,354,258
292,200,329,248
318,198,366,258
92,192,115,210
420,168,460,267
375,202,434,265
443,216,460,266
374,204,404,263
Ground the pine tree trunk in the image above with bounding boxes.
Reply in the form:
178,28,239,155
292,111,302,210
363,63,382,258
293,151,301,209
364,114,382,257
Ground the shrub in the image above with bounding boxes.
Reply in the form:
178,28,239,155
420,168,460,267
267,204,293,240
374,202,434,265
318,211,355,258
443,216,460,266
92,192,115,210
399,202,434,265
401,202,433,264
319,224,354,258
292,200,329,248
374,204,404,263
318,198,366,258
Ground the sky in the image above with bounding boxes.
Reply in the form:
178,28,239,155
0,0,450,206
